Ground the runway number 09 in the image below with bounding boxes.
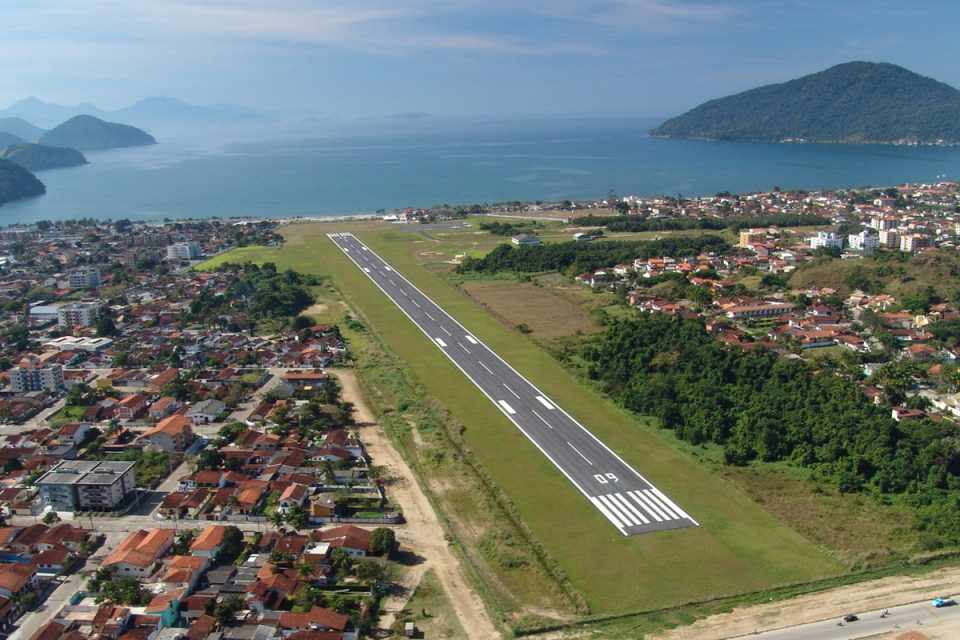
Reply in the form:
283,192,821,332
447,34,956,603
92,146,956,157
594,473,618,484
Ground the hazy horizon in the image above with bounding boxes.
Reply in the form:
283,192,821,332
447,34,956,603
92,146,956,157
5,1,960,121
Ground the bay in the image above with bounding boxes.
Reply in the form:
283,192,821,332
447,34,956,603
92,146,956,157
2,115,960,224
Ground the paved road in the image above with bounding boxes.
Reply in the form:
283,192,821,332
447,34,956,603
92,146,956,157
328,232,697,536
742,596,960,639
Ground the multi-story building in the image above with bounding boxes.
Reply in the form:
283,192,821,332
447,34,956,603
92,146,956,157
68,267,100,289
809,231,843,250
166,242,201,260
57,301,100,329
879,229,900,248
36,460,137,511
847,230,879,256
900,233,928,253
738,228,767,249
7,356,64,393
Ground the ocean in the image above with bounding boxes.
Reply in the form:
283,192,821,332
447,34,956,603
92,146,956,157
3,115,960,224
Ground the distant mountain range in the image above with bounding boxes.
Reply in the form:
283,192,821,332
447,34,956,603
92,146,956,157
0,96,265,129
651,62,960,144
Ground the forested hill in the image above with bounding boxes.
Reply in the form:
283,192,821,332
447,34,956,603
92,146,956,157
39,115,156,151
584,313,960,545
458,236,729,275
1,144,88,171
0,158,46,206
651,62,960,143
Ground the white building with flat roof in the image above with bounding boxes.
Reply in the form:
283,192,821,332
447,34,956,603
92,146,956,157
166,242,201,260
68,267,100,289
57,301,100,329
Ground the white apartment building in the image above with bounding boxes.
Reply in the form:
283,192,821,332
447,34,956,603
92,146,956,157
166,242,201,260
57,301,100,329
847,230,879,255
7,356,64,393
68,267,100,289
809,231,843,250
900,234,928,253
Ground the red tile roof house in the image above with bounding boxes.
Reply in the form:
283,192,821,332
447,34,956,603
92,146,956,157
147,396,180,420
278,607,350,636
140,414,195,452
315,525,372,558
277,483,309,514
0,562,37,599
188,525,227,560
102,528,175,578
115,393,148,421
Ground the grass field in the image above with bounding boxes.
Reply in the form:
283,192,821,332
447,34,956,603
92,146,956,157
396,570,469,640
200,220,842,619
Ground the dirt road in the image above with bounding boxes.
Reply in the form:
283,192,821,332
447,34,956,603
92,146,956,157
331,369,500,640
652,565,960,640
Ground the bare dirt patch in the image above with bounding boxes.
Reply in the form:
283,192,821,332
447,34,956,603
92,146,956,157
461,281,600,339
330,368,500,640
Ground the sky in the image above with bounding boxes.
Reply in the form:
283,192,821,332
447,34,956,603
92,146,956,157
3,0,960,118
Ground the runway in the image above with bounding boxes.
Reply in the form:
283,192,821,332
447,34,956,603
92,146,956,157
328,232,697,536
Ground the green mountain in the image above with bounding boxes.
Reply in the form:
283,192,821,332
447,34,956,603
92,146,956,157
0,158,45,206
0,132,25,148
0,117,44,142
1,144,88,171
651,62,960,143
39,114,156,151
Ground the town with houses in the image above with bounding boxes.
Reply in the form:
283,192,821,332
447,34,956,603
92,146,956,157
0,180,959,639
0,218,408,640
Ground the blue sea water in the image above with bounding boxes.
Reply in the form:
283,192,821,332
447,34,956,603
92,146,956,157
3,115,960,224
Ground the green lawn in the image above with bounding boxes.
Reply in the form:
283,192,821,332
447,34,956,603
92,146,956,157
202,221,841,615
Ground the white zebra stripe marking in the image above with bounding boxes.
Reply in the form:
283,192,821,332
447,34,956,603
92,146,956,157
644,490,678,519
629,491,665,522
464,335,478,344
435,338,447,348
590,497,627,532
652,488,695,523
597,494,631,526
498,400,516,415
611,493,649,525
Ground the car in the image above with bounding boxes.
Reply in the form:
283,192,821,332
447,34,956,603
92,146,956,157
933,597,956,608
843,613,859,623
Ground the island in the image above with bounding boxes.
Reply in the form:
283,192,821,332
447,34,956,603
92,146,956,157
38,114,156,151
1,143,88,171
650,61,960,144
0,157,46,206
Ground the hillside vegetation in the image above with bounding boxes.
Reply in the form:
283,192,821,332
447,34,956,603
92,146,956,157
1,143,87,171
652,61,960,143
39,114,156,151
789,251,960,299
0,158,45,206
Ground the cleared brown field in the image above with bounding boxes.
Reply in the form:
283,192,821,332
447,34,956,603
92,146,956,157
460,280,601,338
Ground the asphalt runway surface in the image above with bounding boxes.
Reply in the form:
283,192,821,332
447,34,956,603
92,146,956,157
329,232,697,536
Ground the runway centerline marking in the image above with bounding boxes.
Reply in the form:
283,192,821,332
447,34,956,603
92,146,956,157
478,361,494,375
457,342,471,354
503,383,520,399
531,409,553,429
567,442,592,465
440,326,452,336
425,312,436,321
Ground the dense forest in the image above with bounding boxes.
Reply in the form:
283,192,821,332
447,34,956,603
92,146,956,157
190,262,318,322
651,62,960,143
0,157,45,206
570,213,827,233
583,314,960,545
458,236,729,275
478,220,541,236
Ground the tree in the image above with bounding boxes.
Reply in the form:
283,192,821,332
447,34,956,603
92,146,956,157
285,504,308,531
216,526,245,564
292,315,313,331
95,316,118,337
212,595,243,625
370,527,398,557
